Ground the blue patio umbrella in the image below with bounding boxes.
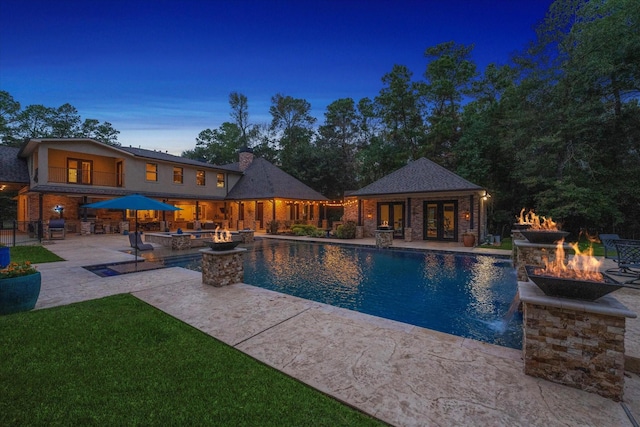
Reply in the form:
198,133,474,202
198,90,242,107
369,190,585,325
83,194,181,269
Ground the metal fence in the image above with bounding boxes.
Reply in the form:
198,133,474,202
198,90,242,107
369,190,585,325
0,220,42,247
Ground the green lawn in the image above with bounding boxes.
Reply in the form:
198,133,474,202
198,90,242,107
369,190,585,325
8,245,64,263
0,294,384,426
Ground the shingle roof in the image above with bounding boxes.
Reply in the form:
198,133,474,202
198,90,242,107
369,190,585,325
119,146,239,172
351,157,482,196
226,158,328,201
0,145,29,183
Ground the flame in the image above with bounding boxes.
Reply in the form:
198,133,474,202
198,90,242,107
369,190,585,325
536,238,603,281
212,226,232,243
516,208,558,230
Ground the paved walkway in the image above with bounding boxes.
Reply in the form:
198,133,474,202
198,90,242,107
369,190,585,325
32,234,640,426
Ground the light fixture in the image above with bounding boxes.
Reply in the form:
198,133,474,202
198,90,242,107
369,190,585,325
366,213,373,219
464,211,470,221
482,191,491,201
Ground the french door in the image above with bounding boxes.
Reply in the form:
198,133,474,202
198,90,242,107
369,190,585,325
378,202,404,237
424,201,458,241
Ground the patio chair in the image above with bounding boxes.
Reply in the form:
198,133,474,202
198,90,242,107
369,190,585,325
128,232,153,251
613,239,640,284
599,234,620,260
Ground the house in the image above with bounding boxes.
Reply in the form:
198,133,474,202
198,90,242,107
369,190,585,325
1,138,327,234
343,157,488,243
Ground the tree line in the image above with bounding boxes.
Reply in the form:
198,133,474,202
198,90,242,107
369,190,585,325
184,0,640,237
0,92,120,146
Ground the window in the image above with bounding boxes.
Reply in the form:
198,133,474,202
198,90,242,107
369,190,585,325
67,158,92,184
196,170,205,186
116,161,124,187
173,167,183,184
216,173,225,188
146,163,158,181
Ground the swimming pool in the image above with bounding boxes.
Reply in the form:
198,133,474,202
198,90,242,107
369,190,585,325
166,240,522,349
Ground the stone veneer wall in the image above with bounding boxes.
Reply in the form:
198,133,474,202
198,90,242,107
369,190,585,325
201,249,246,287
522,293,627,401
171,234,192,250
375,230,393,248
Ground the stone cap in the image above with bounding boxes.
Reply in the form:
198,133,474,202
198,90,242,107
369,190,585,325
519,281,637,318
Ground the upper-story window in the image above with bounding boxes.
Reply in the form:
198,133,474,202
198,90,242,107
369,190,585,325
216,173,225,188
173,167,183,184
196,170,206,186
68,158,92,185
146,163,158,181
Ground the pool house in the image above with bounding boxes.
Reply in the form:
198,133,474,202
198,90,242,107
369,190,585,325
343,157,489,244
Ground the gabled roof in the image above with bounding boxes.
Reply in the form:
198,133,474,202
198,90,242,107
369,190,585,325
0,145,29,184
351,157,482,196
226,158,328,201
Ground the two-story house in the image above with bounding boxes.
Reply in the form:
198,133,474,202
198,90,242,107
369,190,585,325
2,138,328,234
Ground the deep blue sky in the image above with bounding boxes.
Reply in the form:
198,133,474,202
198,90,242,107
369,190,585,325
1,0,554,154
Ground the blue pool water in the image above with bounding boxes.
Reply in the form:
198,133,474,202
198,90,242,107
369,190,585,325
167,240,522,349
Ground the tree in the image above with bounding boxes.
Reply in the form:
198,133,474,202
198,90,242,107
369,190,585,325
229,92,256,148
268,93,316,174
0,91,21,146
420,41,478,168
374,65,425,167
315,98,360,198
51,103,81,138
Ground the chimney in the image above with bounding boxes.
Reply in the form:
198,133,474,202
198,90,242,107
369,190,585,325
238,146,254,171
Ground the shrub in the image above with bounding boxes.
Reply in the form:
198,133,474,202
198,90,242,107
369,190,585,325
335,221,357,239
291,224,324,237
266,220,279,234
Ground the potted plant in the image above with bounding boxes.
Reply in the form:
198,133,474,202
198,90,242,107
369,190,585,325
462,231,476,247
0,260,41,315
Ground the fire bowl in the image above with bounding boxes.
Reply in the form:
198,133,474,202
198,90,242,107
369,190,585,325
206,240,241,251
520,230,569,244
512,223,532,230
525,265,622,301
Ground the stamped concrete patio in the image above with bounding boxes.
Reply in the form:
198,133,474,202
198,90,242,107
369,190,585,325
32,233,640,426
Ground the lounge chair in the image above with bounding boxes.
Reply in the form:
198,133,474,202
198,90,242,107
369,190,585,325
128,232,153,251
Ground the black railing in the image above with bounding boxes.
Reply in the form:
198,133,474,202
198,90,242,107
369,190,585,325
0,220,42,247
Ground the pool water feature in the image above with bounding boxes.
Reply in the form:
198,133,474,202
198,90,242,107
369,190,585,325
170,240,522,349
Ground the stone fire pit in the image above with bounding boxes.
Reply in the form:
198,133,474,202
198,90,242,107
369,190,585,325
206,240,241,251
525,265,622,301
520,230,569,244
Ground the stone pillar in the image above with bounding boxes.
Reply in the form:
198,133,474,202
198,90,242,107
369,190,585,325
519,281,636,401
238,229,254,243
355,226,364,239
171,234,192,250
120,221,129,234
201,248,246,287
80,221,92,236
404,227,413,242
375,229,393,248
513,239,571,282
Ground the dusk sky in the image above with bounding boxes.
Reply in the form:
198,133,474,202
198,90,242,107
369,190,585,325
1,0,554,155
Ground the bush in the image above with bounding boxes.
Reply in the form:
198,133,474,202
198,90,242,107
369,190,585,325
266,220,279,234
335,221,356,239
291,224,324,237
